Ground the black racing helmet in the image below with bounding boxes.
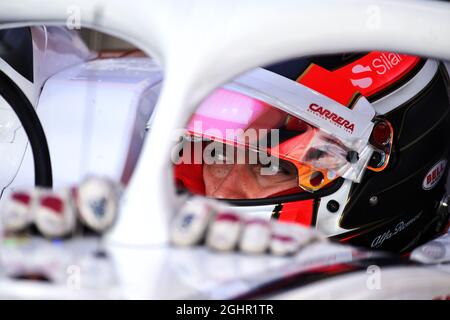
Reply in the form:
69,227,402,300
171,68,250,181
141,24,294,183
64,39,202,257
175,52,450,253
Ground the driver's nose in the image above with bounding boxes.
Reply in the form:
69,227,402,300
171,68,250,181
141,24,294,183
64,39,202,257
205,164,263,199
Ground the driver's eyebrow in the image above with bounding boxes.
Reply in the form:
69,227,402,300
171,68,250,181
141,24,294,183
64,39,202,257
259,158,297,175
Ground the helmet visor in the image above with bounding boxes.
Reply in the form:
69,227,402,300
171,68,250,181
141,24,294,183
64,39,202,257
177,84,372,196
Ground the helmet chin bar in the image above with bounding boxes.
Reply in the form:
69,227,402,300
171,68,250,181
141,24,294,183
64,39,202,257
2,0,450,246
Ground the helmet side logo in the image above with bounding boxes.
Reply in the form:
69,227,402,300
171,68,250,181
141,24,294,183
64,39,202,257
423,160,447,190
333,52,420,97
350,64,373,89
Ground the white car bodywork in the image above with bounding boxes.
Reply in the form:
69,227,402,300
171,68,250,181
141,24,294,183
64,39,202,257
0,0,450,299
0,26,92,196
5,56,162,191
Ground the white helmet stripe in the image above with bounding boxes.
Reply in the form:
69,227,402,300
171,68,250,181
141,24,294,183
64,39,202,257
225,67,375,143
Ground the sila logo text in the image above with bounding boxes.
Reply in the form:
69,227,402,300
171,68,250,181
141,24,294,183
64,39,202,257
372,52,403,75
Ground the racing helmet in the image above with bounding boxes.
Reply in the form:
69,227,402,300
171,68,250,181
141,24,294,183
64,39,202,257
174,52,450,253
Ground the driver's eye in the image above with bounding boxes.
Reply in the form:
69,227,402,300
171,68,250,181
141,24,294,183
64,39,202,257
210,148,228,162
260,161,295,176
305,148,327,161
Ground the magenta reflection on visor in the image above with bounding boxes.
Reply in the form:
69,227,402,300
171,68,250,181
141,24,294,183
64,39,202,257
187,88,286,142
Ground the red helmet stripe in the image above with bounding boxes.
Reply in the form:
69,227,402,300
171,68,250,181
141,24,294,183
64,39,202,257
278,199,314,226
297,64,359,107
333,52,420,97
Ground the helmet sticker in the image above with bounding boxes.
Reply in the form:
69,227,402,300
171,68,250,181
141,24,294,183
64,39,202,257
423,160,447,191
371,212,422,248
333,52,420,97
